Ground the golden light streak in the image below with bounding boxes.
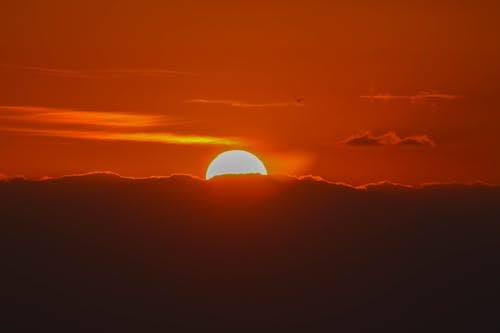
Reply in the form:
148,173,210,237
0,106,165,127
0,127,242,146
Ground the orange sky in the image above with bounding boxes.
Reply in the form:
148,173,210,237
1,0,499,185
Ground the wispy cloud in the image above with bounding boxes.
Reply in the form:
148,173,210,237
0,105,242,146
342,131,435,147
0,64,193,79
360,91,461,103
0,106,167,128
0,127,240,146
184,99,304,108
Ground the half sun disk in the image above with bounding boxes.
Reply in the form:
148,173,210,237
205,150,267,180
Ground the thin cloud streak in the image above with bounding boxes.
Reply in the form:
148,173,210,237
0,64,194,79
0,106,167,128
360,91,461,103
0,127,241,146
185,99,304,108
342,131,436,147
0,105,242,146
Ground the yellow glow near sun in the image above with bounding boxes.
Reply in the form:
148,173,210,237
206,150,268,180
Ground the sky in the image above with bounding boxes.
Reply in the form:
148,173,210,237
1,0,499,185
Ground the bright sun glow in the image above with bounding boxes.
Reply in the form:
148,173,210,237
206,150,268,180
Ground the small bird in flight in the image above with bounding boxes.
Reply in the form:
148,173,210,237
293,95,304,104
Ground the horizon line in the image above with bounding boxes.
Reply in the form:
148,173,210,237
1,171,497,190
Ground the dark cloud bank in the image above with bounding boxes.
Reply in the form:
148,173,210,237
1,174,499,332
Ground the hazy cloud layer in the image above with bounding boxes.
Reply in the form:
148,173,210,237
342,131,436,147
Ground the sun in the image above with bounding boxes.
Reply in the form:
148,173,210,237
206,150,268,180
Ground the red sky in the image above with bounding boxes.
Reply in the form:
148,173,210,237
1,0,499,185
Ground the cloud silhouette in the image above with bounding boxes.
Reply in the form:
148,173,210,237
1,173,498,331
342,131,435,147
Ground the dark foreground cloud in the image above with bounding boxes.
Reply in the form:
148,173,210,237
1,174,499,331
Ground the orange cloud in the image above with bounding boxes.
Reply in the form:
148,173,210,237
360,91,461,103
0,106,242,146
342,131,435,147
0,106,167,128
0,127,241,146
185,99,304,108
